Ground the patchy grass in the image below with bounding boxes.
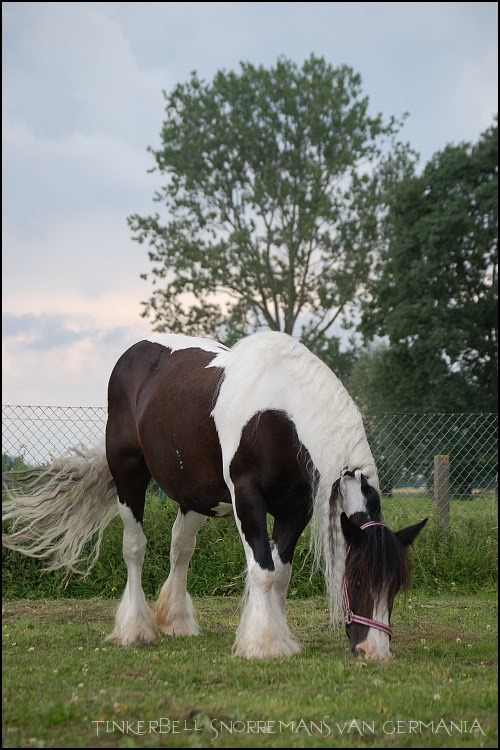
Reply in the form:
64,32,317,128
2,593,497,748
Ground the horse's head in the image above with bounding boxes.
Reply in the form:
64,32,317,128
340,511,427,661
335,469,383,521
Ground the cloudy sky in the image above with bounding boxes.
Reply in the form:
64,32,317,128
3,1,498,407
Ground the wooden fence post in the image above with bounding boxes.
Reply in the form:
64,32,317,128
434,454,450,528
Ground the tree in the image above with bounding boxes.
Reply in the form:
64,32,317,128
360,121,498,412
2,453,30,473
346,348,497,499
347,342,493,413
128,55,408,360
2,454,17,471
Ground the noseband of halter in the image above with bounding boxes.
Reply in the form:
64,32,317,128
343,521,393,639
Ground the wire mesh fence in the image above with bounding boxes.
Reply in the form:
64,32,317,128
2,405,497,523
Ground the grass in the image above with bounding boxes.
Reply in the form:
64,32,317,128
2,593,498,748
2,493,498,602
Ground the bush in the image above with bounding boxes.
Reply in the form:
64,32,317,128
2,493,497,600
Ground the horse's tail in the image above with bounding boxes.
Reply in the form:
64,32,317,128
2,442,117,577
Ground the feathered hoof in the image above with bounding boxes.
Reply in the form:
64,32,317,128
154,591,200,637
157,618,200,637
106,615,161,647
232,633,301,660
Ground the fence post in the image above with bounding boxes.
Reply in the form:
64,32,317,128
434,454,450,528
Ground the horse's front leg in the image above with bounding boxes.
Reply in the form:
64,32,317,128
155,508,206,636
271,508,312,613
232,480,301,659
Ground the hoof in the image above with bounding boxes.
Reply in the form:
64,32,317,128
157,619,200,637
105,621,160,646
107,604,161,646
232,634,301,660
155,591,200,637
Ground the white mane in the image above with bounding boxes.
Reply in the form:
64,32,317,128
208,331,377,486
208,331,378,623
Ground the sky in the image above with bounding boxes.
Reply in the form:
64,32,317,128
2,1,498,408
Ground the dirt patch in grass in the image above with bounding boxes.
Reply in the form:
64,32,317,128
3,595,493,643
396,627,461,644
2,598,116,625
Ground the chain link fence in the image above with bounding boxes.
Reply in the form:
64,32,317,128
2,405,497,523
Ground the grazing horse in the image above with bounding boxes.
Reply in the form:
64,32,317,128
3,331,426,660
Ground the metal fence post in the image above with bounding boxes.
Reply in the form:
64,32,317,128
434,454,450,528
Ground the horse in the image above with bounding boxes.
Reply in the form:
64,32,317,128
2,331,426,660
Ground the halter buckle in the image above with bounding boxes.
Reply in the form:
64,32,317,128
345,611,353,626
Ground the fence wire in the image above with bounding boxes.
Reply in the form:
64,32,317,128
2,406,497,519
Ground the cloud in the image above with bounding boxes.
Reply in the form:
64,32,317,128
450,42,498,137
2,316,153,406
2,208,154,304
2,118,162,232
2,312,97,352
2,2,171,146
2,2,167,233
2,1,498,409
2,339,110,406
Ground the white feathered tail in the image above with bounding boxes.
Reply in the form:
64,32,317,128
2,443,117,576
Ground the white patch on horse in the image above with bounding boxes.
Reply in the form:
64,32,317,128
207,331,379,623
271,543,292,613
355,599,392,661
211,502,233,517
339,472,366,516
107,502,159,646
218,467,300,659
208,332,377,486
175,449,184,471
232,524,300,659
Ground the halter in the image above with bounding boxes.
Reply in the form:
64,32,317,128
343,521,393,639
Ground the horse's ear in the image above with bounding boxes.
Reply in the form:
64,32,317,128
340,512,364,546
396,518,428,547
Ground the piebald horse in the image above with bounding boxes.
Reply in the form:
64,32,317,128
3,332,426,660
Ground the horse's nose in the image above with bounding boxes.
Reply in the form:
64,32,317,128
354,640,374,659
355,640,391,661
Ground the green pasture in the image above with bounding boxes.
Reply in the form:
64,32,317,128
2,594,497,748
2,490,497,748
382,490,497,521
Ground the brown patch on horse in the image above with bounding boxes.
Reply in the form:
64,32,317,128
106,342,230,515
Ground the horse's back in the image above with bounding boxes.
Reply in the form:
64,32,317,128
107,340,228,512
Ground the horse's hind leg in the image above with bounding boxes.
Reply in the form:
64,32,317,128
106,446,159,646
155,508,206,636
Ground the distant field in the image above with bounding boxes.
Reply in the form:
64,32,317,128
381,492,498,525
2,594,497,749
387,489,496,495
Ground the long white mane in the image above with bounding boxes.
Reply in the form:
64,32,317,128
208,331,378,623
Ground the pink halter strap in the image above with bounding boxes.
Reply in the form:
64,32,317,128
343,521,392,639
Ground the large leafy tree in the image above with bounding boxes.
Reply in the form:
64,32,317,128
347,346,497,497
360,121,498,411
129,55,407,358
